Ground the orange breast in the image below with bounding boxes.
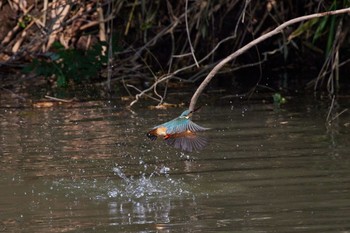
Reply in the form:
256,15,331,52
156,126,167,136
165,130,195,139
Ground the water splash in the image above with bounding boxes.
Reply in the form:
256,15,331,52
108,165,189,199
40,164,191,203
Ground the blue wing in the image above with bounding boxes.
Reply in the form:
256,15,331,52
162,119,209,135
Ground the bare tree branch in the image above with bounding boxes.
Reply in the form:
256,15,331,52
189,7,350,112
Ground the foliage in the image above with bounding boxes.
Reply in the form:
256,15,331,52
273,93,286,106
290,0,349,55
1,0,350,98
23,42,107,87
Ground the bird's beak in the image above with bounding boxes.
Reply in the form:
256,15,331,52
192,106,202,114
187,107,201,118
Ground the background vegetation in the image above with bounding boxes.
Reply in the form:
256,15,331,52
1,0,350,103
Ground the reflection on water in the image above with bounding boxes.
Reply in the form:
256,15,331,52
1,98,350,232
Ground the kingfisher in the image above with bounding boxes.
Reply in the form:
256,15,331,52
147,109,209,152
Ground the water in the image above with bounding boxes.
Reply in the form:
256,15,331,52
1,97,350,232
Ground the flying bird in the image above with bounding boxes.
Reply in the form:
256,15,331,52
147,109,209,152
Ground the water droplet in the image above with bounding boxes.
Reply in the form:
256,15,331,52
160,166,170,174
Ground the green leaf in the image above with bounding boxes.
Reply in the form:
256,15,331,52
52,41,65,50
273,93,286,105
312,16,329,43
326,15,336,55
18,21,26,28
288,18,319,41
56,73,67,88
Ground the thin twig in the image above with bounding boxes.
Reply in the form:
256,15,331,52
126,84,161,102
45,95,74,102
46,2,71,51
153,81,164,105
329,108,348,124
129,74,172,106
185,0,199,68
97,4,107,55
172,53,192,58
124,0,138,36
1,87,27,101
128,33,247,107
189,56,267,82
106,0,114,91
314,17,344,92
326,95,336,123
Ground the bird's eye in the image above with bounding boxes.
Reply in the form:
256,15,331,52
146,133,157,141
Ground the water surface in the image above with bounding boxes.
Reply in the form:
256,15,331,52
1,97,350,232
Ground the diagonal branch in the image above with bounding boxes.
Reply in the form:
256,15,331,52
189,7,350,112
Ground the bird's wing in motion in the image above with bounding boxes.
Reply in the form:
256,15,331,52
165,134,208,152
163,119,209,135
